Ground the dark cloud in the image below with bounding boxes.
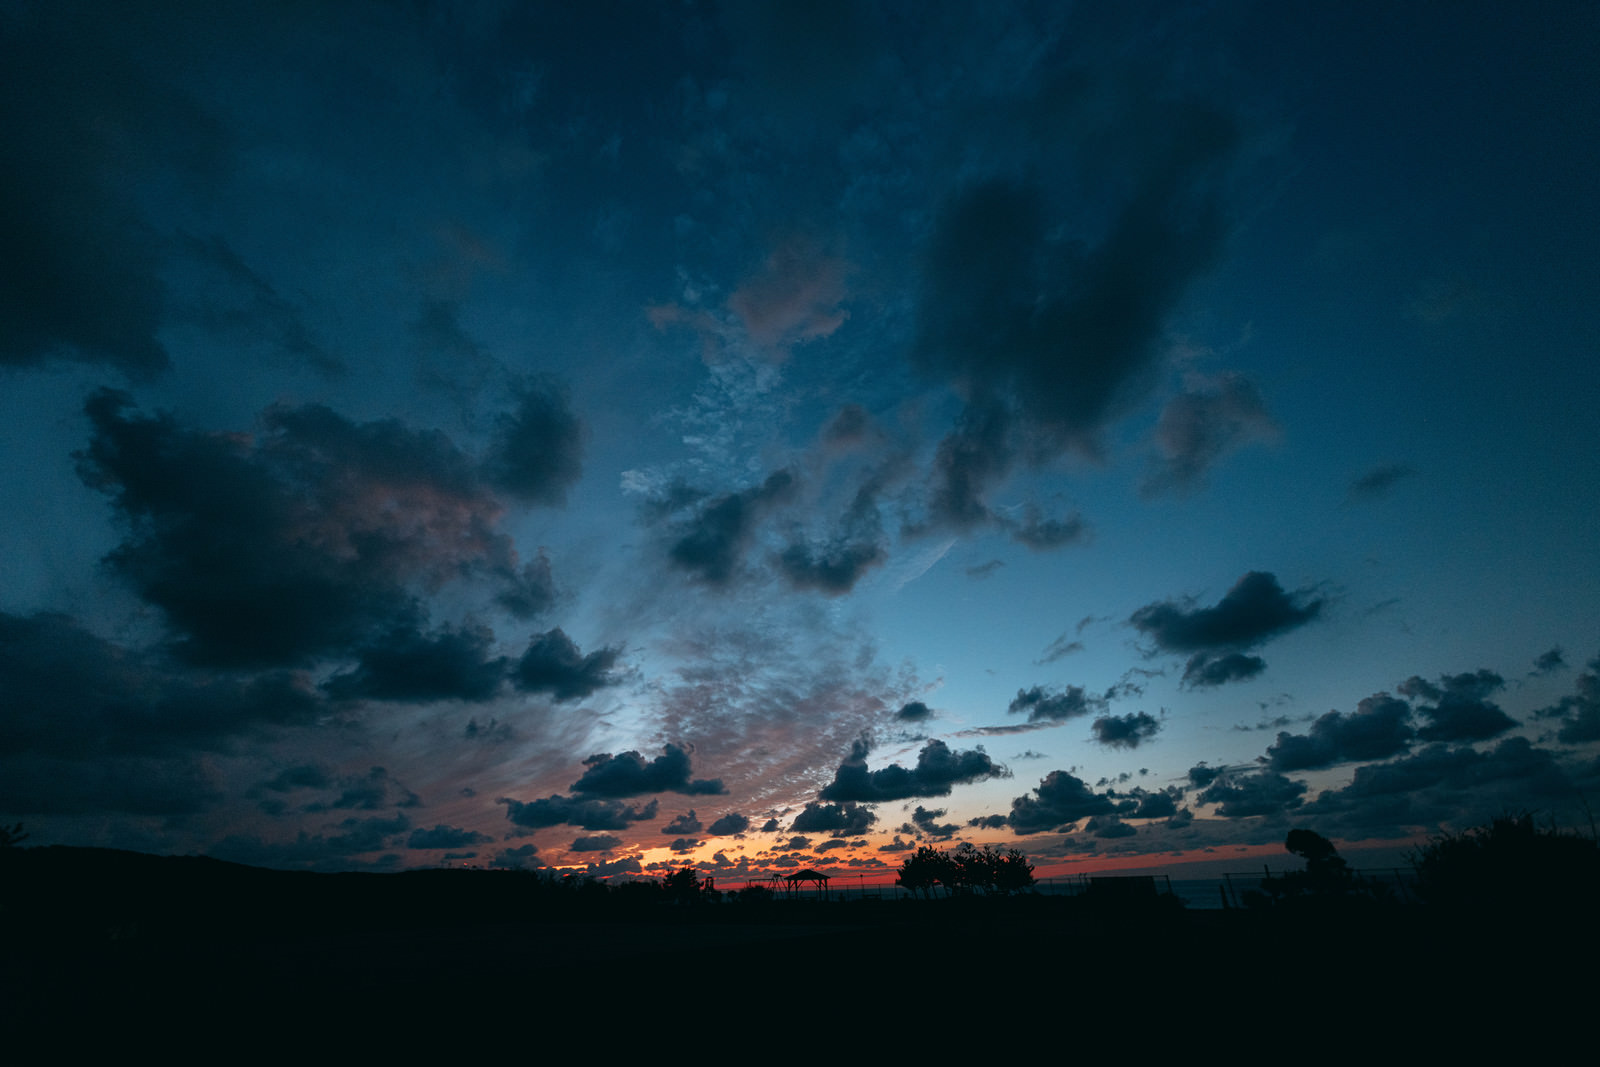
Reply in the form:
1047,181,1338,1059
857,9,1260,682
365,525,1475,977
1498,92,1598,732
0,610,325,815
498,794,659,831
322,623,507,703
1038,635,1084,664
489,844,541,870
570,834,623,853
173,232,339,375
0,7,226,378
965,560,1004,579
1181,651,1267,688
569,744,725,797
1197,771,1307,818
1008,685,1107,723
1535,654,1600,744
76,390,542,667
1265,695,1415,773
1085,815,1137,839
482,377,584,506
512,629,622,703
1401,671,1516,743
661,810,703,835
1186,764,1223,789
1144,373,1274,495
777,484,887,595
210,814,413,871
967,814,1008,830
1130,572,1323,666
1008,508,1089,551
789,801,877,837
911,806,958,839
895,701,933,722
1114,788,1179,820
1299,737,1590,837
1091,712,1163,750
1533,647,1567,675
707,812,750,836
1007,770,1116,834
496,553,558,620
912,89,1240,523
1347,463,1415,502
820,404,874,448
303,767,421,813
407,825,492,850
666,470,796,585
817,737,1007,802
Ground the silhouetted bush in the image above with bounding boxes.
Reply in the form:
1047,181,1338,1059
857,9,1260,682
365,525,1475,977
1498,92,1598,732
1411,813,1600,912
896,843,1035,897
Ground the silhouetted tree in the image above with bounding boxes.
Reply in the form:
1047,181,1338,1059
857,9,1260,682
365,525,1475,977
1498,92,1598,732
1412,813,1600,912
661,866,704,904
899,844,1034,897
897,845,958,898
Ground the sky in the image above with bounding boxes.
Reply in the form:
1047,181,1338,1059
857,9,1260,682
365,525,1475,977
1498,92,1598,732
3,0,1598,882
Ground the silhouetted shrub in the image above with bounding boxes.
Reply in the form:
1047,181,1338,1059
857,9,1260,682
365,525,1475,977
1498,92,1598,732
1411,813,1600,912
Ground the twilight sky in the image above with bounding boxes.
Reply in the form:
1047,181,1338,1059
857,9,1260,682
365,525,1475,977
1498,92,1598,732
3,0,1598,879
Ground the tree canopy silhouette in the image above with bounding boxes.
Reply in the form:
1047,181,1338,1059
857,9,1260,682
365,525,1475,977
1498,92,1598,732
1411,813,1600,912
896,843,1034,897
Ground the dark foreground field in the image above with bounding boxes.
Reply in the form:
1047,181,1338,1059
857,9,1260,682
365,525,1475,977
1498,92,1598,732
4,846,1594,1034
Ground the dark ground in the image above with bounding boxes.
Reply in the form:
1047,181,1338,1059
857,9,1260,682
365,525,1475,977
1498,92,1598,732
3,846,1593,1036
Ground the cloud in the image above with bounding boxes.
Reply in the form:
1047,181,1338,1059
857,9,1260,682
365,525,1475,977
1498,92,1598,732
481,377,584,506
407,825,492,850
0,6,227,378
569,744,726,797
707,812,750,836
1299,737,1593,838
789,801,877,837
895,701,933,723
1037,635,1084,665
1008,685,1107,723
661,811,703,835
1532,647,1567,676
726,238,850,352
0,610,327,815
1144,372,1275,495
1007,770,1117,834
322,623,507,703
1264,695,1415,772
570,834,624,853
1197,771,1307,818
817,737,1008,801
75,390,546,667
910,805,958,839
1090,712,1163,750
1535,653,1600,744
489,844,541,870
499,794,659,831
1347,463,1415,502
911,91,1240,524
512,629,622,703
665,470,796,585
776,487,887,595
1130,572,1323,673
303,766,421,813
1182,652,1267,688
1007,507,1089,551
1400,670,1517,743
